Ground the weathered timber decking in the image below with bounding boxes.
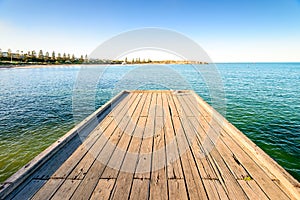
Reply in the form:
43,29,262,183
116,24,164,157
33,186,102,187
0,90,299,200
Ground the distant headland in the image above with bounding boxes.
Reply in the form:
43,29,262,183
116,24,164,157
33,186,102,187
0,48,207,67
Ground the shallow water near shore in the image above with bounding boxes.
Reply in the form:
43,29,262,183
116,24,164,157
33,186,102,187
0,63,299,182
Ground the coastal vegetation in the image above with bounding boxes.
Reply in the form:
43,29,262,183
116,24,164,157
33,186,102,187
0,48,88,65
0,48,207,66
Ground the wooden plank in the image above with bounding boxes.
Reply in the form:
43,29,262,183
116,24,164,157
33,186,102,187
200,156,219,180
108,92,139,137
172,118,206,200
162,93,184,179
150,93,168,200
190,91,300,198
176,94,248,200
168,179,188,200
51,179,81,200
208,150,247,199
34,94,132,181
51,116,113,179
129,179,150,200
182,93,250,180
101,93,146,179
67,112,127,180
130,90,171,93
70,94,142,199
174,94,218,179
247,180,271,199
140,92,152,117
131,93,146,123
149,117,168,200
175,93,193,117
179,95,249,191
166,91,179,117
11,179,46,200
185,93,291,199
171,91,184,116
31,179,64,200
203,179,222,200
67,93,139,180
172,95,218,180
173,96,234,198
169,92,212,183
108,92,133,117
32,136,83,180
90,179,115,200
134,93,156,179
211,179,230,199
135,94,150,139
134,138,153,178
47,92,132,199
156,91,163,117
109,117,146,199
192,142,217,180
69,150,112,199
221,141,290,200
238,180,269,200
189,129,219,181
173,116,208,200
189,115,249,180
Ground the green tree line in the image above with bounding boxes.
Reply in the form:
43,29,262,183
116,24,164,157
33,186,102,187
0,48,88,65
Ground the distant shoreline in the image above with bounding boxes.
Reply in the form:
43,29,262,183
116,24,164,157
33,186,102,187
0,63,168,69
1,62,298,69
0,61,207,69
0,64,81,69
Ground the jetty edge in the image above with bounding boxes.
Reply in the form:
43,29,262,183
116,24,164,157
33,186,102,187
0,90,128,199
0,90,299,199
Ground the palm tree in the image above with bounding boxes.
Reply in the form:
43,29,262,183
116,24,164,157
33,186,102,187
38,50,44,59
32,50,36,59
8,49,12,57
80,55,84,62
20,51,24,60
8,49,12,62
45,52,49,61
16,50,20,59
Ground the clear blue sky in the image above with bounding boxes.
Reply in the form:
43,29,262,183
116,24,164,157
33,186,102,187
0,0,300,62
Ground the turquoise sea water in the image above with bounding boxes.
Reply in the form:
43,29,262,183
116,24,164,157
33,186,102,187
0,63,299,182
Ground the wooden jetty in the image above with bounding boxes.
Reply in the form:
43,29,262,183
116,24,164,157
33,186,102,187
0,90,299,199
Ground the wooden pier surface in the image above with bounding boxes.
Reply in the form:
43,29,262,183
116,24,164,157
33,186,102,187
1,90,299,199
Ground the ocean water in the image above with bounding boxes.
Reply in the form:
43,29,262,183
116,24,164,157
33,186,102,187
0,63,299,182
